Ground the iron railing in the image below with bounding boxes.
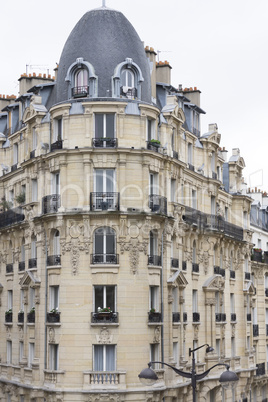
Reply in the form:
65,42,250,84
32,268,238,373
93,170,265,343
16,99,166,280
0,207,24,229
72,85,89,98
193,312,200,322
245,272,251,280
47,312,61,323
172,312,180,323
230,270,236,279
171,258,179,268
6,264,13,273
18,261,25,272
120,86,137,98
90,192,119,211
11,164,18,172
149,194,167,215
92,138,117,148
47,255,61,266
42,194,61,214
51,140,63,152
148,255,161,266
28,258,37,269
173,150,179,160
148,312,162,323
91,254,119,264
91,312,118,324
183,312,187,322
30,150,35,159
18,312,24,323
247,313,252,322
253,324,259,337
182,261,187,271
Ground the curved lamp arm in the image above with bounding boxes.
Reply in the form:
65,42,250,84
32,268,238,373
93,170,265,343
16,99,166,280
195,363,230,381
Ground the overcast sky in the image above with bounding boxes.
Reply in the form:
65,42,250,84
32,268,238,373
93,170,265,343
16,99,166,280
1,0,268,192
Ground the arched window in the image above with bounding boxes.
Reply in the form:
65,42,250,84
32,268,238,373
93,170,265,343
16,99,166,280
93,227,116,264
113,58,144,99
73,68,89,97
120,69,135,98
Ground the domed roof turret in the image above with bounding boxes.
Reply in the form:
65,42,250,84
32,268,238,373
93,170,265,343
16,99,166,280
56,7,151,104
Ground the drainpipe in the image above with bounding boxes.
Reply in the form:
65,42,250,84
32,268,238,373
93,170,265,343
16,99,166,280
44,229,48,369
161,231,164,364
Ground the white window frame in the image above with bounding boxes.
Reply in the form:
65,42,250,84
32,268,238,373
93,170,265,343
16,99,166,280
28,342,35,368
49,286,59,311
7,340,12,364
49,344,59,371
93,285,117,312
53,118,62,142
147,119,156,142
150,286,159,312
51,172,60,195
93,344,116,371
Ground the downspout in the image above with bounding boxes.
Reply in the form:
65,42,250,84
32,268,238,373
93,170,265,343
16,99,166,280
44,229,48,369
161,230,165,402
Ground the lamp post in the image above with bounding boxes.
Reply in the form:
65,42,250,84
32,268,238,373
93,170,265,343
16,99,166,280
138,343,239,402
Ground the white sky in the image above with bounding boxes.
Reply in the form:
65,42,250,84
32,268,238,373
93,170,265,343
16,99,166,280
1,0,268,192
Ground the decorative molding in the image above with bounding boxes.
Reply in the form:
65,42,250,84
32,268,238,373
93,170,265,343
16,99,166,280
96,327,113,344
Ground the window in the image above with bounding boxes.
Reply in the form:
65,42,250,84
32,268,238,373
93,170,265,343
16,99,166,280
172,288,178,313
49,344,59,370
243,211,248,228
147,119,156,142
150,286,159,312
7,290,13,310
13,143,18,164
231,337,236,358
173,342,179,366
94,285,116,313
51,172,60,195
31,236,37,259
95,169,115,193
225,206,228,221
120,69,135,98
53,231,60,255
19,341,24,362
192,290,198,313
209,389,216,402
150,344,159,369
73,68,89,97
93,345,116,371
95,114,115,140
188,143,193,165
20,290,25,312
215,291,220,314
9,190,14,207
53,118,62,142
230,293,235,314
192,189,197,209
216,339,220,356
211,196,216,215
29,288,35,312
7,340,12,364
28,343,35,368
211,151,215,173
149,230,158,257
149,173,159,196
192,241,196,263
49,286,59,311
171,179,176,202
94,227,116,263
31,179,38,202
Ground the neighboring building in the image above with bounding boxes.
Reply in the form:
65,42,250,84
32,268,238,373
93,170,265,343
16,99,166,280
0,4,266,402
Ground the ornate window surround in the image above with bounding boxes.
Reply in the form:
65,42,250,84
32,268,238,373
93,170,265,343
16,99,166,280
65,57,98,99
112,58,144,99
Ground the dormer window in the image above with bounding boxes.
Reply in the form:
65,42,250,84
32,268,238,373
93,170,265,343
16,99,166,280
113,58,144,99
73,68,89,98
65,57,98,99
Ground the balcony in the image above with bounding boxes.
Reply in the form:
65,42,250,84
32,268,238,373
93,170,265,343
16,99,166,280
91,254,119,264
183,312,187,322
6,263,13,274
172,312,180,323
5,311,12,323
90,192,119,211
149,194,167,215
148,255,161,266
120,86,137,98
192,263,199,273
92,138,117,148
0,207,24,229
84,370,126,386
214,266,225,277
72,85,89,98
27,310,35,323
51,140,63,152
231,313,236,322
18,261,25,272
193,312,200,322
147,140,161,152
256,362,265,376
247,313,252,321
245,272,251,280
148,311,162,323
251,249,262,262
253,324,259,337
91,312,118,324
182,261,187,271
28,258,37,269
42,194,61,214
30,150,35,159
47,312,61,323
215,313,226,322
173,150,179,160
18,312,24,323
11,163,18,172
171,258,179,268
47,255,61,266
265,288,268,297
230,270,236,279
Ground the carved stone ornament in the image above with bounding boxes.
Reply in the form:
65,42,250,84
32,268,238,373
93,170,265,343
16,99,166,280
120,239,147,274
48,327,55,343
193,324,199,340
153,326,161,343
96,327,113,344
61,238,90,275
86,394,124,402
13,247,20,262
6,326,11,339
185,250,193,262
231,324,236,337
205,297,216,306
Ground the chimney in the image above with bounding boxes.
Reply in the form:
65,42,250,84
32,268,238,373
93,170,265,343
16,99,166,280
156,60,172,85
209,123,218,132
232,148,240,156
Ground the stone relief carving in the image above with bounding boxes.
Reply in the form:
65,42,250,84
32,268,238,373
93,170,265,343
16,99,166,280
153,326,161,343
48,327,55,343
120,239,147,274
96,327,113,344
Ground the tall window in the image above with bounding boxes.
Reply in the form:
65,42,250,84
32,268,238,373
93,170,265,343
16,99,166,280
173,342,179,366
28,343,35,368
171,179,176,202
32,128,37,151
31,236,37,259
19,341,24,363
149,173,159,196
73,68,89,97
49,344,59,370
172,287,178,313
94,227,116,263
147,119,156,142
149,230,158,256
192,290,198,313
31,179,38,202
51,172,60,195
53,118,62,142
231,337,236,358
94,285,116,313
95,169,115,193
7,290,13,310
192,241,196,264
150,344,159,369
95,114,115,139
192,189,197,209
211,195,216,215
20,290,25,312
188,143,193,165
53,231,60,256
13,143,18,165
49,286,59,311
29,288,35,312
7,341,12,364
120,68,136,98
93,345,116,371
150,286,159,312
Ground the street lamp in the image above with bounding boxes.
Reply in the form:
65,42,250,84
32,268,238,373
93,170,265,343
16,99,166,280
138,343,239,402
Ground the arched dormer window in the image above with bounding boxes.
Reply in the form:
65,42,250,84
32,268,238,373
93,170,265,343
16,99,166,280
65,57,98,99
112,58,144,99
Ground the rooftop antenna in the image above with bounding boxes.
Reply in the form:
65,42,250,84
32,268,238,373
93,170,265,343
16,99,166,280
157,50,172,63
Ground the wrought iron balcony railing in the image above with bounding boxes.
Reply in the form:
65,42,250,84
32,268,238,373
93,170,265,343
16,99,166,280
247,313,252,322
171,258,179,268
72,85,89,98
27,311,35,323
231,313,237,322
47,312,61,323
149,194,167,215
6,264,13,273
91,254,119,264
90,192,119,211
182,261,187,271
245,272,251,280
148,311,162,323
256,362,265,376
215,313,226,322
47,255,61,266
42,194,61,214
120,86,137,98
28,258,37,269
0,207,24,229
51,140,63,152
214,266,225,277
193,312,200,322
5,312,12,323
230,270,236,279
18,312,24,323
192,263,199,273
172,312,180,323
148,255,161,266
92,138,117,148
91,312,118,324
18,261,25,272
253,324,259,337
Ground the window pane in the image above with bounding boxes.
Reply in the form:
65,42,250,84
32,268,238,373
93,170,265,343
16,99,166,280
95,232,104,254
106,114,114,138
95,170,103,192
106,170,114,192
106,345,115,371
95,115,104,139
94,345,104,371
106,232,115,254
94,286,104,311
106,286,115,311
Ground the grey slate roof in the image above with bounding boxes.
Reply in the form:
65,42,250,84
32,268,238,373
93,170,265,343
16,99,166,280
56,8,151,104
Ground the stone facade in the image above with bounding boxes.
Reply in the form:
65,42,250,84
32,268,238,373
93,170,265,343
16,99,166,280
0,4,266,402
